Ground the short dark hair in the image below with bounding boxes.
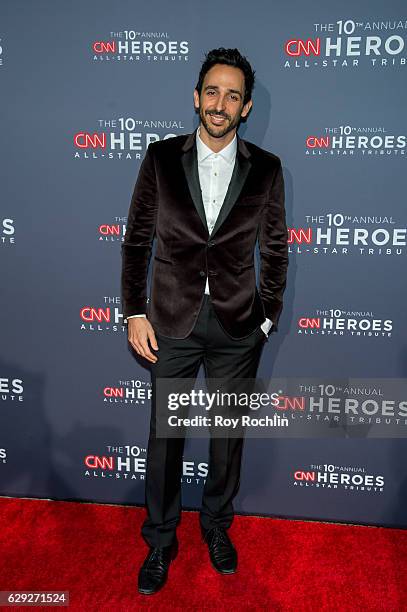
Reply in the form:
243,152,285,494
195,47,256,106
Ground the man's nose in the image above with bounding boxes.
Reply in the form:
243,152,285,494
215,95,227,112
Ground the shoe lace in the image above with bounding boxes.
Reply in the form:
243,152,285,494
210,527,229,547
150,548,165,562
143,547,168,576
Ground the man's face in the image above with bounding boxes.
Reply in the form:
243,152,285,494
193,64,252,139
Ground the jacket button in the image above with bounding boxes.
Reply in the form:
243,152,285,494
207,240,215,248
199,271,206,277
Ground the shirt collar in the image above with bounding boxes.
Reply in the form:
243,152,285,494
196,124,237,164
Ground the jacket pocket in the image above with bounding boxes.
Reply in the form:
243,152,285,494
154,255,173,265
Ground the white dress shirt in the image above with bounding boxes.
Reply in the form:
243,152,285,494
127,125,272,337
196,124,236,295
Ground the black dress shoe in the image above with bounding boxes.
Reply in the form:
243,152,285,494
202,527,237,574
138,539,178,595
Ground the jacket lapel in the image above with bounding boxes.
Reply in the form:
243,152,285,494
181,128,252,238
181,139,209,232
209,148,251,238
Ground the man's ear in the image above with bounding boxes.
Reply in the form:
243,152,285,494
241,98,253,118
193,89,200,112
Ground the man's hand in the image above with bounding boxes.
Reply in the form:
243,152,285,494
127,317,159,363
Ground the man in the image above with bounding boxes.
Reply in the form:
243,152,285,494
121,47,288,595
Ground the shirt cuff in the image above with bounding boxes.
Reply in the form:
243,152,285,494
260,317,273,337
126,314,147,319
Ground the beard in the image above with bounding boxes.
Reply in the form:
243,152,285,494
198,104,242,139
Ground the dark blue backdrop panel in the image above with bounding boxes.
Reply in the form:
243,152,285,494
1,0,406,527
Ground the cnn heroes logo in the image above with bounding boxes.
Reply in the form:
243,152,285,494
297,308,392,338
280,378,407,439
84,444,207,486
306,125,406,156
73,118,185,160
293,463,384,493
92,30,189,62
80,297,128,332
0,378,24,402
98,217,126,243
284,18,407,69
288,212,406,257
1,218,15,245
103,378,152,406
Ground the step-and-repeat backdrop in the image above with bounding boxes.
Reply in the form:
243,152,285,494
1,0,406,527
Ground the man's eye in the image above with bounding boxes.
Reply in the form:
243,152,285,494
207,91,215,95
230,95,239,101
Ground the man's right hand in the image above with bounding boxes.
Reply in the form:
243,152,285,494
127,317,159,363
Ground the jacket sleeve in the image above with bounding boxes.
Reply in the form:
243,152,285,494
121,143,158,319
258,158,289,332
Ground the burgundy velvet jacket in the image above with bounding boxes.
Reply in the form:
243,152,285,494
121,128,289,339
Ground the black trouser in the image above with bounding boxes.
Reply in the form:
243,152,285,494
141,294,267,548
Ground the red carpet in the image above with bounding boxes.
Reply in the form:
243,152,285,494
0,497,406,611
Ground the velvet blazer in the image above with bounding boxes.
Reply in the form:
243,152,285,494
121,127,289,339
